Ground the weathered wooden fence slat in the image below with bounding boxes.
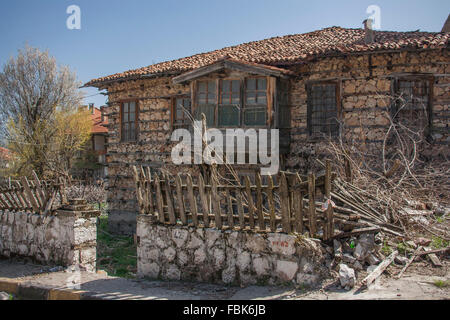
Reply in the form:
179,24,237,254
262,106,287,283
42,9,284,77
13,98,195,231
279,173,291,233
198,174,210,227
164,173,176,225
244,176,255,230
132,164,335,239
308,173,317,237
175,174,187,225
154,173,165,223
255,174,265,231
186,174,199,227
267,176,276,232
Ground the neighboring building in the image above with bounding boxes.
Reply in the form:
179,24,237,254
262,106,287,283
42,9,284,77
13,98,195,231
442,14,450,33
73,104,108,179
85,23,449,235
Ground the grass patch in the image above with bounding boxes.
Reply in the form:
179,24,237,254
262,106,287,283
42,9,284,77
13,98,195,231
97,214,137,279
431,236,450,249
433,280,449,288
382,241,392,256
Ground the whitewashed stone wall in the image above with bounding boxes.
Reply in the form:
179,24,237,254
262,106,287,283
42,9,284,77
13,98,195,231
0,200,100,272
137,215,327,287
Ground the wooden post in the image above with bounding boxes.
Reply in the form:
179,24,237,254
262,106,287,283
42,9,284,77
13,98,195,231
280,173,291,233
225,189,234,229
308,173,317,237
146,167,154,215
244,176,255,230
198,174,210,227
164,173,176,225
154,173,165,223
255,174,265,231
175,174,187,225
132,166,144,214
140,167,149,214
13,181,28,210
21,176,40,213
324,160,334,240
293,173,304,233
267,176,276,232
186,174,198,227
32,171,47,209
211,172,222,229
236,187,245,230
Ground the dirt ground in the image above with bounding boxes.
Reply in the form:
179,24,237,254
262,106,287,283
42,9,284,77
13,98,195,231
0,258,448,300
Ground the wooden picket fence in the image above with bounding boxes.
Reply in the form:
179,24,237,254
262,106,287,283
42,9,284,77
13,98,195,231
0,172,67,214
133,161,336,240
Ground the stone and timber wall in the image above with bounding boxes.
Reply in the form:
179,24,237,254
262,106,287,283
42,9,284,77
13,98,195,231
103,48,449,234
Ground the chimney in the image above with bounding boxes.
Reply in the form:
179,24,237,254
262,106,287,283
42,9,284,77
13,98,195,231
363,19,374,44
89,103,94,114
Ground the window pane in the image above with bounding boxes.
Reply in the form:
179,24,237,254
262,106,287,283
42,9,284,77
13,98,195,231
221,93,230,104
257,78,267,90
198,82,206,92
129,102,136,113
308,84,338,137
232,80,240,92
219,105,240,126
246,92,256,105
198,93,206,104
246,78,256,90
208,81,216,93
256,92,267,104
123,111,128,122
222,80,230,93
232,93,240,104
208,93,216,104
123,103,129,113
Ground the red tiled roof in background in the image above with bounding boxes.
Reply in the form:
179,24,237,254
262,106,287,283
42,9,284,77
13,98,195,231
84,26,449,87
91,107,108,134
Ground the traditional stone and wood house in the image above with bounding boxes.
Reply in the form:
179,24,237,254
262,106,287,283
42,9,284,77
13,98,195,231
85,23,449,235
72,104,108,179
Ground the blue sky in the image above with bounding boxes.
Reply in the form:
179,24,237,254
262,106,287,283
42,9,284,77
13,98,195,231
0,0,448,107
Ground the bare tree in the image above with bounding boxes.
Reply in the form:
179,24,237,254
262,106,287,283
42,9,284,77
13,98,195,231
0,46,87,177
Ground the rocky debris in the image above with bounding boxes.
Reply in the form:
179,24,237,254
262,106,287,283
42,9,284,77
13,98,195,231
339,264,356,289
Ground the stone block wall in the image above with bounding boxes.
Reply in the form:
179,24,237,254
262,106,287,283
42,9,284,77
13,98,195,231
0,200,100,272
137,215,327,287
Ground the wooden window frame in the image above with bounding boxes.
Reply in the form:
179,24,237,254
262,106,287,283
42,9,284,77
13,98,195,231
306,80,341,139
193,76,269,129
119,100,139,143
218,79,241,128
171,95,192,130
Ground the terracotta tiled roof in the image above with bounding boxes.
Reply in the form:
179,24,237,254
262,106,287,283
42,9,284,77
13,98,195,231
91,107,108,134
85,26,449,87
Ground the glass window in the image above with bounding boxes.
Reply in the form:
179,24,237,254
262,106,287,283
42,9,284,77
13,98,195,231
244,78,267,126
173,97,192,129
121,101,138,142
307,83,339,137
393,78,430,130
196,80,216,126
